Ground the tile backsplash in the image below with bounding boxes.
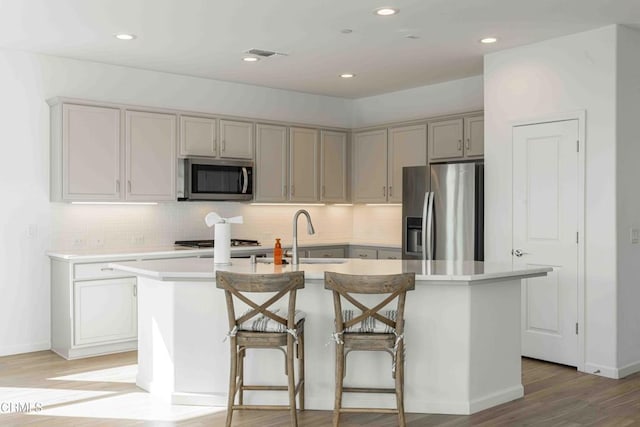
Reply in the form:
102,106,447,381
50,203,402,250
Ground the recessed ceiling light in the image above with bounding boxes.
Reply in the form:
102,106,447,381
341,29,353,34
480,37,498,44
404,34,420,40
374,7,399,16
114,33,136,41
242,56,260,62
340,73,355,79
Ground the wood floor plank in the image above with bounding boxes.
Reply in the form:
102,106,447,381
1,352,640,426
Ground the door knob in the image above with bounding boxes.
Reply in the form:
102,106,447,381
512,249,529,257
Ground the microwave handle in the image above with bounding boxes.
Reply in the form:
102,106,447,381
241,167,249,194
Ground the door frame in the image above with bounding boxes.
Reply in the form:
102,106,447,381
511,110,586,372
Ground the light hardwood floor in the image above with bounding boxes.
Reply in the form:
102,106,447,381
1,351,639,426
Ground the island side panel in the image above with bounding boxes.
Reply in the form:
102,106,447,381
469,279,523,412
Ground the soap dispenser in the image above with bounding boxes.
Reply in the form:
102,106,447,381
274,238,283,265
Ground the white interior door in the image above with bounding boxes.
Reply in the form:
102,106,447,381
513,119,579,367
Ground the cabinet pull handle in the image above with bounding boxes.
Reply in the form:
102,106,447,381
100,267,114,272
291,185,295,196
213,138,217,153
128,180,132,192
359,254,368,258
222,140,226,152
133,284,137,297
458,139,462,151
116,180,120,193
322,185,326,197
466,138,470,151
283,185,287,197
383,186,386,197
389,186,392,197
323,254,330,257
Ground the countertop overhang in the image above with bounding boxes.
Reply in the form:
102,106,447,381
109,257,551,283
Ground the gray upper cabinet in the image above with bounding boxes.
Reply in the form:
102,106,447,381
125,111,177,201
352,129,388,203
387,124,427,203
464,115,484,158
179,116,217,157
289,127,319,202
219,119,253,159
54,103,122,202
429,118,464,161
255,124,288,202
429,115,484,161
320,130,348,203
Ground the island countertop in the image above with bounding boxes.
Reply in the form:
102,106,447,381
110,257,551,283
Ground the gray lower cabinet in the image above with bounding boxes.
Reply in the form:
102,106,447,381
377,248,402,260
307,247,346,258
50,253,200,360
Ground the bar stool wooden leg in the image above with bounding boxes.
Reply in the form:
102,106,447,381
395,342,406,427
287,335,298,427
226,338,238,427
298,329,305,410
333,342,345,427
238,349,245,406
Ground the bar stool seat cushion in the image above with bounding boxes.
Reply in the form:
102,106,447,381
342,309,398,334
238,309,305,333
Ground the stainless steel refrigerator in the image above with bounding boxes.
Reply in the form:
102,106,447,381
402,163,484,260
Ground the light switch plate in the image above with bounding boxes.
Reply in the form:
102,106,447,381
631,228,639,244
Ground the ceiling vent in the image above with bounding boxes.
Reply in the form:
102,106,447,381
244,48,286,58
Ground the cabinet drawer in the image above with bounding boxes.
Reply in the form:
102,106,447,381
307,248,345,258
378,249,401,260
74,261,135,280
351,248,377,259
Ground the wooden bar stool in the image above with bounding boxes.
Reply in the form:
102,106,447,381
216,271,306,427
324,271,415,427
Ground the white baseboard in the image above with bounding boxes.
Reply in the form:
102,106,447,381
583,361,640,379
469,385,524,414
583,363,619,379
0,341,50,357
617,361,640,378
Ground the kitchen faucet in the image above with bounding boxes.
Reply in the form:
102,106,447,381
292,209,315,265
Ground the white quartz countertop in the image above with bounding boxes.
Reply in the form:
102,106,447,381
109,257,551,283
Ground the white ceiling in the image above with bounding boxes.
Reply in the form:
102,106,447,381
1,0,639,98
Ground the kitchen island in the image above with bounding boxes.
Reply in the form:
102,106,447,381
110,257,550,415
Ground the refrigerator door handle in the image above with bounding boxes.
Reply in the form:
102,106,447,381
425,192,435,260
421,191,429,259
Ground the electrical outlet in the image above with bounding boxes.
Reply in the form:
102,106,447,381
94,237,105,248
27,224,38,239
73,237,86,248
631,228,639,244
131,233,145,245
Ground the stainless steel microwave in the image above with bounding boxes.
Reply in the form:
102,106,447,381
178,158,253,201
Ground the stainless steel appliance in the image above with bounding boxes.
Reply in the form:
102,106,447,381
402,162,484,260
178,158,253,201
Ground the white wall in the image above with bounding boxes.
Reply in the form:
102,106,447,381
351,75,484,128
616,25,640,370
484,26,619,374
0,48,356,356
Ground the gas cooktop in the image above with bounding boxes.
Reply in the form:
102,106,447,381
174,239,260,248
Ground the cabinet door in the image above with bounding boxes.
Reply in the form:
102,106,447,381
179,116,217,157
353,129,388,203
464,115,484,158
62,104,121,201
289,127,319,202
320,130,348,202
74,278,137,346
126,111,177,201
255,124,288,202
429,118,464,161
219,120,253,159
388,124,427,203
